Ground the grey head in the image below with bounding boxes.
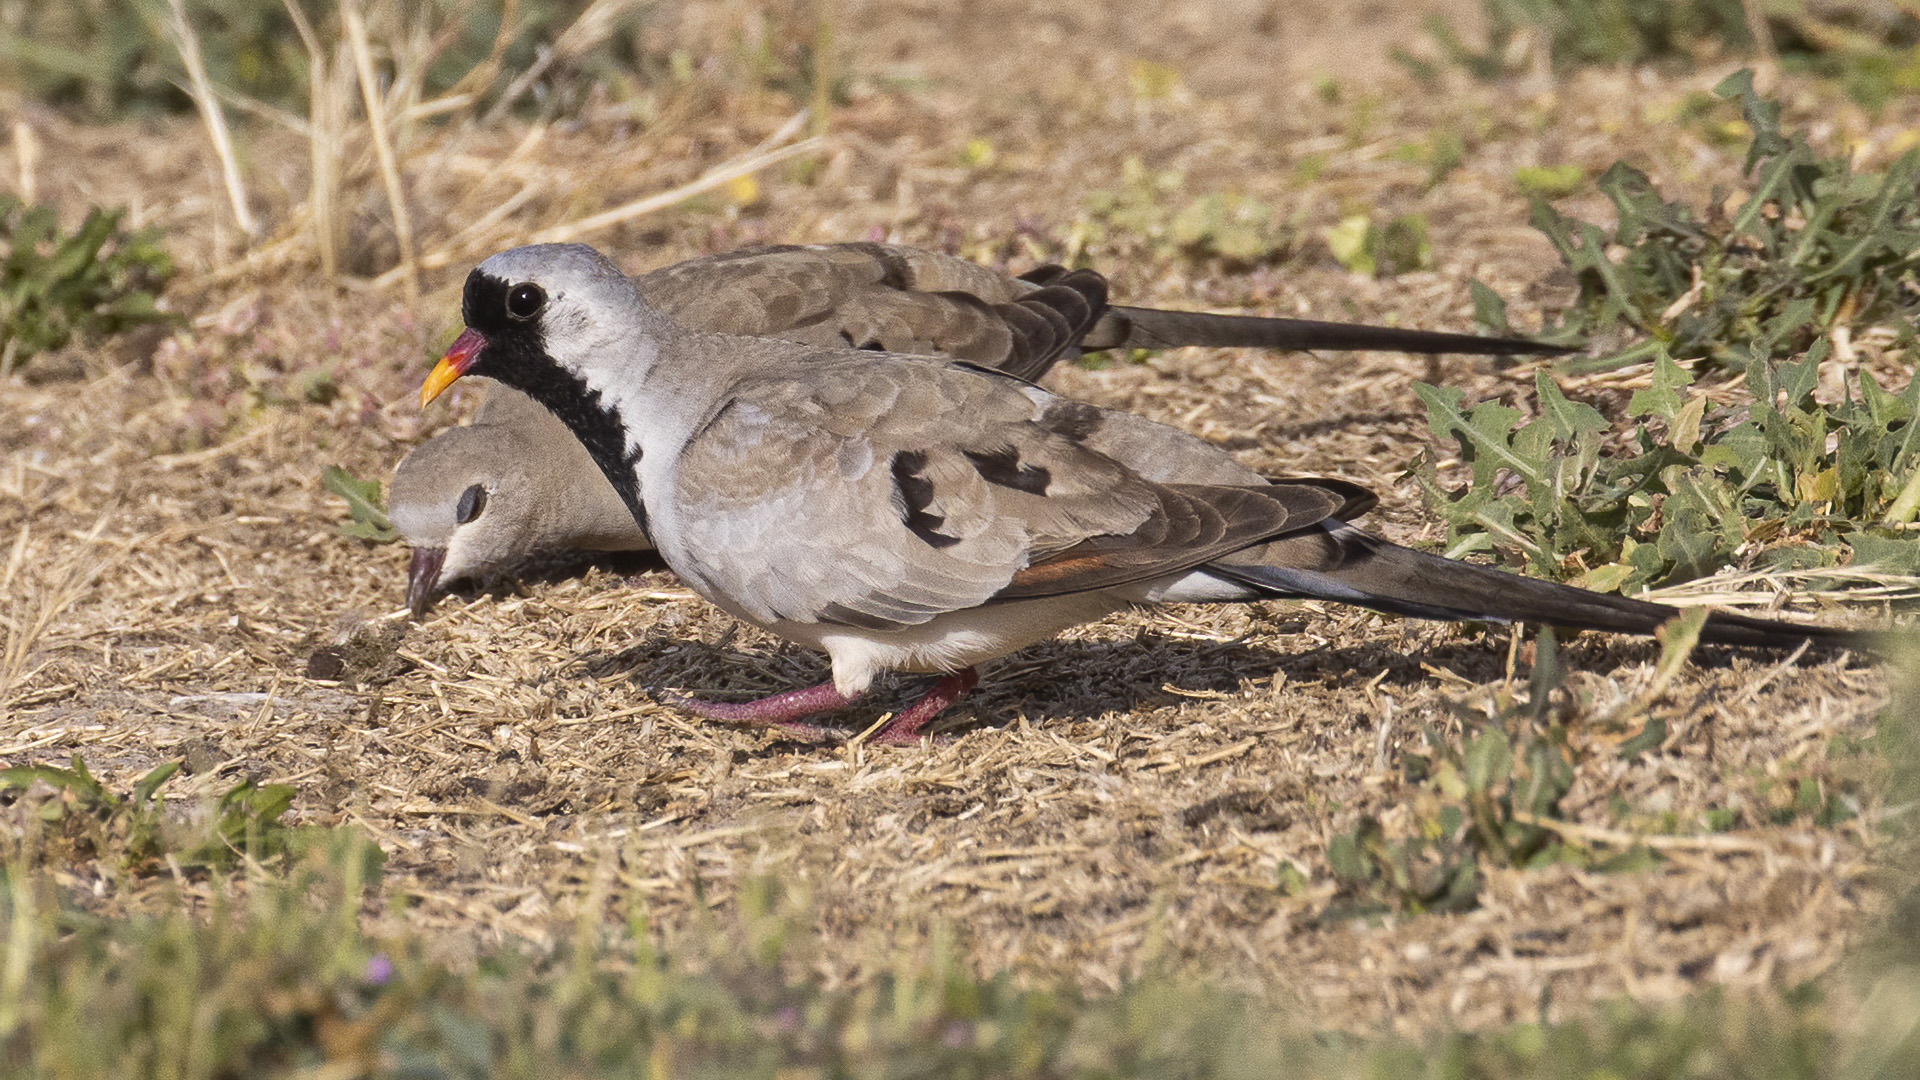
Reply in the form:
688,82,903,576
434,243,687,523
469,243,653,340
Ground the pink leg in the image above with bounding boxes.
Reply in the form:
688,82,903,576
662,679,861,741
869,668,980,745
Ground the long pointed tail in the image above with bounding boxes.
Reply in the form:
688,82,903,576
1094,306,1576,358
1209,524,1867,651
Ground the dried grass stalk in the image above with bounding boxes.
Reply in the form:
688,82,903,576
0,518,110,723
282,0,348,281
163,0,258,238
372,118,824,287
344,0,420,299
10,121,39,204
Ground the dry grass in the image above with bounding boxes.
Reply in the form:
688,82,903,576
1,0,1913,1039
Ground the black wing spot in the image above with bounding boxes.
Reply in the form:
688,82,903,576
962,446,1050,495
1039,400,1103,441
890,450,961,549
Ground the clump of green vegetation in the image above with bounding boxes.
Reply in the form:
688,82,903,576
1416,0,1756,78
0,797,1854,1078
1493,71,1920,372
1412,0,1920,108
1414,351,1920,591
0,197,173,377
1,756,300,873
1078,157,1294,265
1169,192,1289,263
1321,627,1668,920
0,0,641,119
1417,73,1920,591
1321,212,1432,277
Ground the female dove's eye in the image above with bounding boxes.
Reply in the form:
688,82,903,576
456,483,488,524
506,283,546,320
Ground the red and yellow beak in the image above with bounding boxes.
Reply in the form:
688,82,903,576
419,328,487,408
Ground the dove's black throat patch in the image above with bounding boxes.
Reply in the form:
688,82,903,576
460,269,651,539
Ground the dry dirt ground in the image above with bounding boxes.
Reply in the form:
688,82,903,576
1,0,1910,1038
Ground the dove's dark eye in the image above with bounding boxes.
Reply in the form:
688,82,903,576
505,283,546,321
455,483,488,524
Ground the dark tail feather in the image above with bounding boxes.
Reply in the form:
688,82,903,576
1096,306,1576,358
1210,527,1867,652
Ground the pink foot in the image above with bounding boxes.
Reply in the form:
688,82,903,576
658,679,861,741
869,668,980,745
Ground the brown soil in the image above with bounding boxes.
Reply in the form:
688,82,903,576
1,0,1907,1037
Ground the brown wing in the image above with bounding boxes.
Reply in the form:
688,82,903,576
634,243,1105,378
994,482,1350,600
667,350,1356,629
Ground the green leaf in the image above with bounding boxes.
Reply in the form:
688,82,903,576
1322,214,1375,275
1514,164,1585,199
1715,69,1790,175
1845,532,1920,574
322,465,399,545
1534,372,1608,442
1326,827,1370,883
1413,383,1540,486
1464,729,1512,793
1468,278,1512,335
1616,717,1668,760
1627,349,1696,420
1528,627,1562,722
1652,608,1709,686
131,761,181,809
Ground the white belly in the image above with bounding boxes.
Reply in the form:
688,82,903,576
750,592,1131,697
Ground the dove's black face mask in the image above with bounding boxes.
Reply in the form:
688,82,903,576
458,268,651,541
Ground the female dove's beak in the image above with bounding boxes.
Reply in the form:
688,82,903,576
405,546,448,618
420,329,486,407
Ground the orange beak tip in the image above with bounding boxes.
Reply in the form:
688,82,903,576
419,358,460,408
419,328,485,409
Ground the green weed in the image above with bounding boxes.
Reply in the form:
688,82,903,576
1322,212,1433,277
1169,192,1289,264
1417,74,1920,591
1324,629,1597,919
0,198,173,377
1413,349,1920,590
0,0,636,119
1,756,299,873
1079,157,1295,265
1491,72,1920,373
1412,0,1920,110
